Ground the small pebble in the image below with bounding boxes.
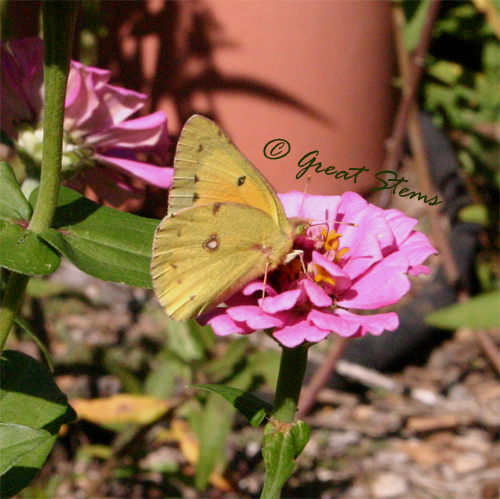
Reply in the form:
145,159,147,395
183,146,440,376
453,453,487,474
316,468,336,482
328,430,361,452
448,383,473,400
411,388,441,405
454,429,491,453
246,441,260,458
375,450,410,466
371,472,409,498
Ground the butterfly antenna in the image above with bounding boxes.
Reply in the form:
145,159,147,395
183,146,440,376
309,220,358,228
260,261,270,313
298,176,311,218
298,250,307,275
298,178,357,227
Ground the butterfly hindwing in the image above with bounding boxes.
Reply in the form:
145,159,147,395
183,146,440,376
151,202,293,321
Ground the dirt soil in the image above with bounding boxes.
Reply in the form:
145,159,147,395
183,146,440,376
11,261,500,499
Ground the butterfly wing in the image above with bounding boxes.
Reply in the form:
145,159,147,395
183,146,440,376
151,202,293,321
169,115,291,234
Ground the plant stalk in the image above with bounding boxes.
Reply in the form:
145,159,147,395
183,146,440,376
29,0,79,232
0,1,78,351
272,344,310,423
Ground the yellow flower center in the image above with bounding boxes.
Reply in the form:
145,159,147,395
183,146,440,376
313,227,350,287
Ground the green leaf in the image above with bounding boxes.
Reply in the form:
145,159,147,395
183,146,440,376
0,425,50,475
0,221,60,276
26,277,67,298
404,0,432,52
144,352,191,399
426,291,500,329
102,352,143,395
191,384,272,427
261,419,300,499
14,317,55,372
31,187,159,288
0,162,61,277
427,60,463,86
289,420,311,459
247,349,280,388
458,204,489,225
188,393,234,491
203,338,249,382
261,419,311,499
0,350,76,498
165,318,206,363
0,162,32,221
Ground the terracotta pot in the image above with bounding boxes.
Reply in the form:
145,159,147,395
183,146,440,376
189,0,398,196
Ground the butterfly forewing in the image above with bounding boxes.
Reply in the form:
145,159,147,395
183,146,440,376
169,115,290,230
151,203,293,321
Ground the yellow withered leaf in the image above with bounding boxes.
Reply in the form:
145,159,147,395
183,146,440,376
71,394,169,426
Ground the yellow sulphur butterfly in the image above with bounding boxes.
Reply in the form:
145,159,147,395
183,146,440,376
151,115,305,321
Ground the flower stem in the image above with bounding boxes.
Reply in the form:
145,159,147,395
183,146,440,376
0,1,78,351
272,344,310,423
0,273,30,351
29,0,79,233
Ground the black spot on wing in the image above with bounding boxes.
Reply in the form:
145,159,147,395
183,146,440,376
212,203,222,214
197,144,203,153
237,176,246,186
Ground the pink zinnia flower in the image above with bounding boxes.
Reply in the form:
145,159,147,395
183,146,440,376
0,38,172,197
201,191,438,348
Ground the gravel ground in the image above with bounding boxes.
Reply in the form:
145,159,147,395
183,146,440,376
11,261,499,499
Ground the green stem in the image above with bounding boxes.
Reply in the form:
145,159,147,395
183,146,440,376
0,274,30,351
29,0,79,233
0,1,78,351
272,344,310,423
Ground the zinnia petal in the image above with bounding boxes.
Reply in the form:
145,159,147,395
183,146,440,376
338,251,411,309
273,319,331,347
312,252,351,292
261,289,302,313
335,308,399,336
65,61,146,131
337,192,395,255
308,310,360,337
94,154,173,189
240,280,278,297
205,310,253,336
226,305,286,330
341,232,383,280
399,230,438,273
0,38,44,137
384,209,418,241
85,111,167,149
301,279,333,307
